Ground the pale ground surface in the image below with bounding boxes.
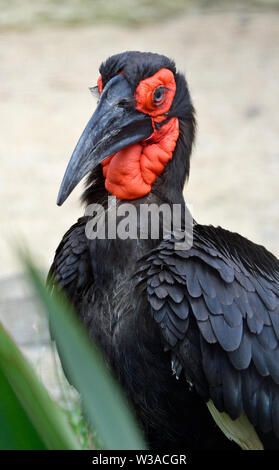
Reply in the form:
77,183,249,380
0,12,279,397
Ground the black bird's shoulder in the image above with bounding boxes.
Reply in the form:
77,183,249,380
135,224,279,445
193,224,279,280
47,217,92,305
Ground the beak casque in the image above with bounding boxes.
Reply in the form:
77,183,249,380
57,74,153,205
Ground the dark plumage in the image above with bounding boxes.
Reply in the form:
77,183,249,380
48,51,279,450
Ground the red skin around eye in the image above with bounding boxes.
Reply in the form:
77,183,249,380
135,68,176,118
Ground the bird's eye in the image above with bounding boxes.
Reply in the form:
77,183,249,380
153,86,165,104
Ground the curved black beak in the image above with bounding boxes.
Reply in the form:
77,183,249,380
57,74,153,205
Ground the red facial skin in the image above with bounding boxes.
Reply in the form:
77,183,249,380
97,69,179,200
97,75,103,94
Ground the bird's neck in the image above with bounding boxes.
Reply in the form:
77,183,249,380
81,126,193,287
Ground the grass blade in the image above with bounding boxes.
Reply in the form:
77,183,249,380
0,365,46,449
24,258,147,450
0,322,81,450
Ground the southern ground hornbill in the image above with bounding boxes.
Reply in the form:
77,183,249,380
48,51,279,450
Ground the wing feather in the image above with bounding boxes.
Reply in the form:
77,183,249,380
136,224,279,446
47,217,92,306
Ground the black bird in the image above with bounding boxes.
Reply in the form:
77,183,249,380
48,51,279,450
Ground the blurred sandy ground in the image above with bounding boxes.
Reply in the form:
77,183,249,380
0,8,279,279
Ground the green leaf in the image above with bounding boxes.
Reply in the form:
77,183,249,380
24,258,147,450
0,366,46,450
0,321,81,450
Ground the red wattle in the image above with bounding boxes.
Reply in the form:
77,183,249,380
101,117,179,200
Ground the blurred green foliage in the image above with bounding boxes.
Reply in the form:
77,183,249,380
0,320,81,449
0,256,147,450
0,0,278,30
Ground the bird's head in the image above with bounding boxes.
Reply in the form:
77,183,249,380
57,51,195,206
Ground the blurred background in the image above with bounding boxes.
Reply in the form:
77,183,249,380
0,0,279,398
